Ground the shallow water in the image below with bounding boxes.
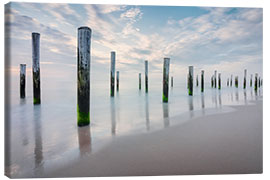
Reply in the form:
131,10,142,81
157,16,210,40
5,78,263,178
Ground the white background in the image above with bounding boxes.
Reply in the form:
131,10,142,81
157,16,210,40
0,0,269,180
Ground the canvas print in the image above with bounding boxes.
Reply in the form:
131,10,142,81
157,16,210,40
4,2,263,178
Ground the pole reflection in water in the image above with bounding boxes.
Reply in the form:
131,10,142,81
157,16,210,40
188,96,194,118
201,93,205,115
235,89,239,102
33,105,43,176
77,126,91,156
231,90,234,102
110,98,116,136
250,88,253,100
20,99,28,146
145,94,150,131
162,103,169,128
244,89,247,105
212,90,218,108
218,91,222,107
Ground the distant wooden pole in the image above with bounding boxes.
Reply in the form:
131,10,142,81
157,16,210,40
254,73,258,91
214,70,217,88
77,27,91,126
243,69,247,89
171,76,173,87
116,71,119,91
20,64,26,98
145,60,148,92
32,32,41,104
258,77,261,88
196,75,199,87
250,74,253,87
139,73,141,90
188,66,193,96
235,76,238,88
211,76,213,88
218,73,221,90
230,74,233,87
162,58,170,102
227,78,229,87
201,70,204,92
110,51,116,96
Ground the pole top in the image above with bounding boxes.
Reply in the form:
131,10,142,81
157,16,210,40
32,32,40,36
78,26,92,31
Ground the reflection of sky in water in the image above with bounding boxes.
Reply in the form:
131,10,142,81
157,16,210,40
6,77,263,177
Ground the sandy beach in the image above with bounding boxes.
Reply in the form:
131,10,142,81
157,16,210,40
46,100,262,178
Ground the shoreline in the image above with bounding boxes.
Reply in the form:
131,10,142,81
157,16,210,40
45,99,262,178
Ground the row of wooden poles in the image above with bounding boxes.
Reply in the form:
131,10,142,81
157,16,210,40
19,27,262,127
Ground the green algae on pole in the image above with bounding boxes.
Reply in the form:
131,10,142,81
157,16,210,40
254,73,258,91
32,32,41,104
139,73,141,90
116,71,119,91
145,60,148,93
201,70,204,92
110,51,116,96
188,66,193,96
243,69,247,89
20,64,26,98
171,76,173,87
162,58,170,102
235,76,238,88
218,73,221,90
77,26,91,126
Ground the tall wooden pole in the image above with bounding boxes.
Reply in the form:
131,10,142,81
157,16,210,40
201,70,204,92
116,71,119,91
188,66,193,96
250,74,253,87
235,76,238,88
77,26,91,126
139,73,141,90
243,69,247,89
32,32,41,104
214,70,217,88
162,58,170,102
218,73,221,90
230,74,233,87
20,64,26,98
145,60,148,93
254,73,258,91
110,51,116,96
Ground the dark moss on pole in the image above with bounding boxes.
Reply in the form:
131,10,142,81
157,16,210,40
77,26,91,126
20,64,26,98
162,58,170,102
32,32,41,104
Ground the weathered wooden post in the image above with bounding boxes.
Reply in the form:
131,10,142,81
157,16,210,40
218,73,221,90
211,76,213,88
171,76,173,87
145,60,148,92
139,73,141,90
32,32,41,104
20,64,26,98
77,26,91,126
116,71,119,91
230,74,233,87
235,76,238,88
254,73,258,91
196,75,199,87
243,69,247,89
188,66,193,96
162,58,170,102
214,70,217,88
110,51,116,96
250,74,253,87
227,78,229,87
258,77,261,88
201,70,204,92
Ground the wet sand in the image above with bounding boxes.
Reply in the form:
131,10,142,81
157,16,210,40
47,100,262,177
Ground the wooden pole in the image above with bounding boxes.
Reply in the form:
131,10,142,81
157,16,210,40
250,74,253,87
243,69,247,89
211,76,213,88
227,78,229,87
32,32,41,104
214,70,217,88
139,73,141,90
218,73,221,90
188,66,193,96
201,70,204,92
116,71,119,91
230,74,233,87
171,76,173,87
145,60,148,93
110,51,116,96
196,75,199,87
254,73,258,91
235,76,238,88
258,77,261,88
162,58,170,102
77,26,91,126
20,64,26,98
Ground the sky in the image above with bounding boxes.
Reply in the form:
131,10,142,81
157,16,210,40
5,2,263,89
